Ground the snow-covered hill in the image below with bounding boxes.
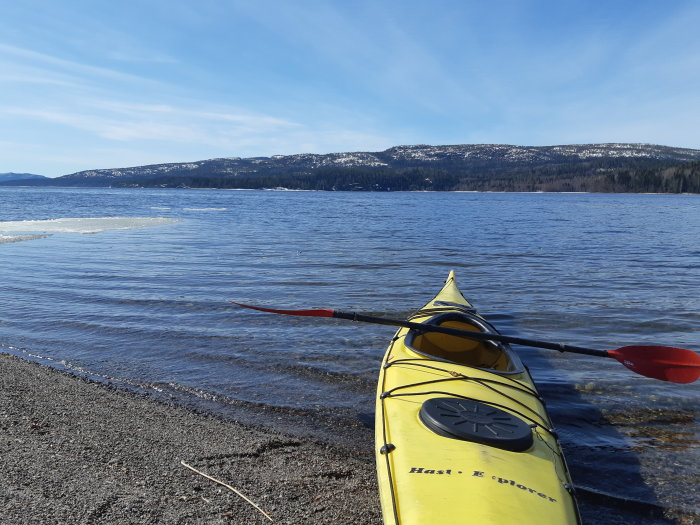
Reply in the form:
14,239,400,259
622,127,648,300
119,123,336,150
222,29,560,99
53,143,700,183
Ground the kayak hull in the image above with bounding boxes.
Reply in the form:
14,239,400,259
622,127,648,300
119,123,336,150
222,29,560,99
374,272,579,524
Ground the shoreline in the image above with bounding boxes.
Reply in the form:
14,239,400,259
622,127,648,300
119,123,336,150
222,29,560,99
2,185,699,195
0,354,381,524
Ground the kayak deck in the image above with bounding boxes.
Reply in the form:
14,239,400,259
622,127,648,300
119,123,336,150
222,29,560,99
374,272,579,524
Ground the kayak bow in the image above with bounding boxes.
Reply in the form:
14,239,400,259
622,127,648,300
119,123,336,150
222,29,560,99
374,272,580,524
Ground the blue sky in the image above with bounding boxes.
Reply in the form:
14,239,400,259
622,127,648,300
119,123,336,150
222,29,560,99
1,0,699,177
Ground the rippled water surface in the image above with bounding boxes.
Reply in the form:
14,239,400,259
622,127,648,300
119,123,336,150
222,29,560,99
1,187,698,523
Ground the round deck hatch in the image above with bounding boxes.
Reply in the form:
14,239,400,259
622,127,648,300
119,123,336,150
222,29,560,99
419,397,533,452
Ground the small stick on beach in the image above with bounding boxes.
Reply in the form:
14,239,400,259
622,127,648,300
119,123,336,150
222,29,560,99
180,460,274,522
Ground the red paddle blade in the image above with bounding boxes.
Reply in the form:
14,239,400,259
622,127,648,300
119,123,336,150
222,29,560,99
229,301,335,318
608,346,700,384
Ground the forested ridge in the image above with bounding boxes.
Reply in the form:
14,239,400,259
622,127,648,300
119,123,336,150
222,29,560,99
109,160,700,193
4,144,700,193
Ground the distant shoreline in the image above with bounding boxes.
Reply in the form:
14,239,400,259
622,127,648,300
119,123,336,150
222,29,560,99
1,185,698,195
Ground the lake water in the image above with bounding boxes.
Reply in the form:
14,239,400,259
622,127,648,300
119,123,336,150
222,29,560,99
1,187,698,523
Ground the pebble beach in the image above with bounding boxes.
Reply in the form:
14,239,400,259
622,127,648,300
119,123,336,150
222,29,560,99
0,354,381,524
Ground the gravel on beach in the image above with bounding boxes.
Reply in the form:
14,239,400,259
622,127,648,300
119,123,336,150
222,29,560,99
0,354,381,524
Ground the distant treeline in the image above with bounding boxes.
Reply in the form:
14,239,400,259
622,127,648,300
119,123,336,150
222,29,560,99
110,160,700,193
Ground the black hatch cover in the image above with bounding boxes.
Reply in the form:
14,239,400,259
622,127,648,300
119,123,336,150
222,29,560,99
419,397,533,452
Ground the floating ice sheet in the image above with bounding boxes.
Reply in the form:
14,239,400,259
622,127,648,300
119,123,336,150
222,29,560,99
0,234,52,244
0,217,180,235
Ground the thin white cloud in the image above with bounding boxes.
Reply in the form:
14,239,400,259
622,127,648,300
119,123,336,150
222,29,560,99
0,43,161,86
88,100,299,128
1,100,301,147
1,70,80,88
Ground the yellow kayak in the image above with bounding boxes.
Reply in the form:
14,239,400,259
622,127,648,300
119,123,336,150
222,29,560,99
375,271,580,524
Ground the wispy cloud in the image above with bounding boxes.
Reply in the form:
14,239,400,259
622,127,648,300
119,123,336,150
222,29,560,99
0,43,159,87
1,100,301,147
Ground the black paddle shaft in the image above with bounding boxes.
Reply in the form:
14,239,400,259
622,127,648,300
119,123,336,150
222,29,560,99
333,311,611,358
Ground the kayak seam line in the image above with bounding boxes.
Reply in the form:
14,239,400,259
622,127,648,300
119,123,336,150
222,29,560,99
534,431,570,484
381,337,401,525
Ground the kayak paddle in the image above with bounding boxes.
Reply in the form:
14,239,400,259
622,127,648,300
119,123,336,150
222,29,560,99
230,301,700,384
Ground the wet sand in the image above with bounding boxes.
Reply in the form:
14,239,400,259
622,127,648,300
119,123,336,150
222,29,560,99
0,354,381,524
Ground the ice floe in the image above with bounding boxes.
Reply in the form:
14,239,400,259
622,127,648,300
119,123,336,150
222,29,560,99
0,217,179,235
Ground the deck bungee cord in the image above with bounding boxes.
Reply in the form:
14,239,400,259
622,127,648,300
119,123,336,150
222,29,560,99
384,359,544,402
379,371,551,432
